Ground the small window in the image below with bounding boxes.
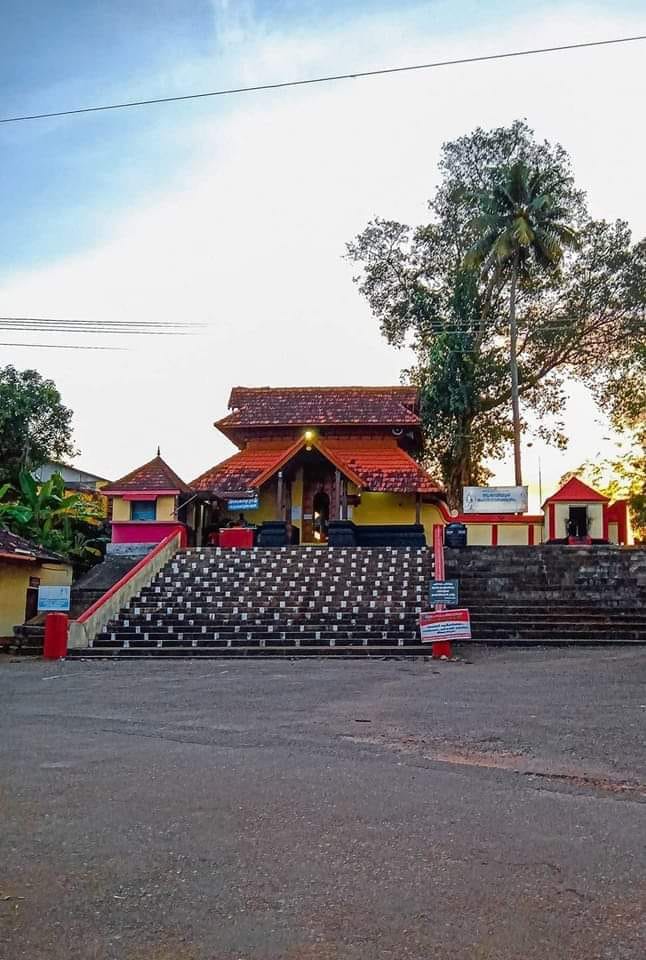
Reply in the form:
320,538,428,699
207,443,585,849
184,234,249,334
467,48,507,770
131,500,156,521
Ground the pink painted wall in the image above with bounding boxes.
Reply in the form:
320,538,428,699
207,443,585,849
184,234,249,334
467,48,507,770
111,522,186,545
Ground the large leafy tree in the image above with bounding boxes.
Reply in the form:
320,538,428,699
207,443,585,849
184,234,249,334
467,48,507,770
0,471,105,572
346,121,646,507
0,365,76,485
464,160,578,485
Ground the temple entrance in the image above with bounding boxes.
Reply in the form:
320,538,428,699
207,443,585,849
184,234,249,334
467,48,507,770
312,490,330,542
568,506,588,538
300,453,337,543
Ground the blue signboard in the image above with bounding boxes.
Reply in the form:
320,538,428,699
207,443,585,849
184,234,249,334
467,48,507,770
429,580,459,606
37,585,71,612
227,497,259,511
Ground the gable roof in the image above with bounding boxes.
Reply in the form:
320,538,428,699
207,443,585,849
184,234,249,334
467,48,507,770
101,455,191,495
544,476,609,505
0,527,68,564
191,437,442,496
191,443,289,496
216,386,421,436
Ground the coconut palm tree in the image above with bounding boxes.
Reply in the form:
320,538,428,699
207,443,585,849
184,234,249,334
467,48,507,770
465,161,577,485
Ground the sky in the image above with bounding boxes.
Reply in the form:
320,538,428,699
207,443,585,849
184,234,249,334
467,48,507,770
1,0,645,510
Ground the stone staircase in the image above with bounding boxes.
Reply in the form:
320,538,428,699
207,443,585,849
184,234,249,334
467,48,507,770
74,546,431,657
446,546,646,643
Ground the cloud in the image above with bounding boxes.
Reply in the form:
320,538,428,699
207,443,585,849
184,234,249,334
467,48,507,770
1,2,644,501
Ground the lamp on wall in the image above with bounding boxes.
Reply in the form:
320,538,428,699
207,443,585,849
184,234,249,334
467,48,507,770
304,430,314,451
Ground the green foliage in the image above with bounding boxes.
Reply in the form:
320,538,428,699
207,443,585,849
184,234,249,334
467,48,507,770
0,471,107,572
563,436,646,541
0,365,76,486
346,121,646,505
464,160,578,274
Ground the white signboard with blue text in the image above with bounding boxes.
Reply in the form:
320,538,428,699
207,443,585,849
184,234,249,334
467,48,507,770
227,497,259,511
462,486,528,514
37,585,71,612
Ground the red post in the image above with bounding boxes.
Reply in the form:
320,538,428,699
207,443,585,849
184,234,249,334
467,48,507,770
432,524,451,659
43,613,68,659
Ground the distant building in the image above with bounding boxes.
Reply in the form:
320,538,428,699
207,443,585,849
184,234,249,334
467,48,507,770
0,528,72,640
33,461,111,517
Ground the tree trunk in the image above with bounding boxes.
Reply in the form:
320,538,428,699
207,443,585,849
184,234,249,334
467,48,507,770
509,255,523,486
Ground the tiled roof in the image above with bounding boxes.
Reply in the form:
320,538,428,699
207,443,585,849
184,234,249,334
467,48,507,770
0,527,67,563
102,455,191,494
191,438,441,496
324,438,442,494
216,386,421,432
544,476,609,505
191,443,290,495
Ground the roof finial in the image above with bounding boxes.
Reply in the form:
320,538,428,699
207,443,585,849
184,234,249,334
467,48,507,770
157,445,161,457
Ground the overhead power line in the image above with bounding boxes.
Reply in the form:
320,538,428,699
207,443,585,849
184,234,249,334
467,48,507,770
0,341,124,350
1,35,644,125
0,316,204,327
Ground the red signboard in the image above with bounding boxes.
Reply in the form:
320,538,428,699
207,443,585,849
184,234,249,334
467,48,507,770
419,609,471,643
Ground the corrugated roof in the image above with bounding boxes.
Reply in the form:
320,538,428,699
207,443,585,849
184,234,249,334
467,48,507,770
102,455,191,495
216,386,421,433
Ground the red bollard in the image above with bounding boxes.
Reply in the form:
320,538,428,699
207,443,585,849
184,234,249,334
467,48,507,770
431,640,452,659
43,613,68,659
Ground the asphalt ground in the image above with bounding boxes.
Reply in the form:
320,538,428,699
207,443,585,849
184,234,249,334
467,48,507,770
1,648,645,960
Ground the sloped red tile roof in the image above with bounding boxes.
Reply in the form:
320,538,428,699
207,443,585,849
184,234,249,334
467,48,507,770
216,386,421,433
191,443,290,494
324,438,442,494
191,438,441,496
102,455,191,494
544,476,609,505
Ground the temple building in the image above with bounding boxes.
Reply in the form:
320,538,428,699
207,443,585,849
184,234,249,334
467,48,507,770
191,386,445,544
100,385,633,550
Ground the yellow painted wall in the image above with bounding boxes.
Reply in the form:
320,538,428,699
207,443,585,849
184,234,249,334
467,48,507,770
465,523,492,545
111,495,177,522
223,482,277,525
111,497,130,522
533,523,544,544
420,503,446,543
0,563,29,638
498,524,529,545
156,495,176,521
353,492,417,525
0,561,72,638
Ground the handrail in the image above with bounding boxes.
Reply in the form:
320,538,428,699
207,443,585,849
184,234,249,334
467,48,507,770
68,526,186,648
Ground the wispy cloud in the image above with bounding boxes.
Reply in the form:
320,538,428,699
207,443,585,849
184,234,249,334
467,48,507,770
1,2,644,499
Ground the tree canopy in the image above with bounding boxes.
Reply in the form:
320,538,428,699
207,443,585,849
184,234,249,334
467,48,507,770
0,365,76,485
346,121,646,506
0,470,106,573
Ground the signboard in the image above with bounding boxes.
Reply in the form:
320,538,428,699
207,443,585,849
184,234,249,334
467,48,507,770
227,497,259,511
430,580,459,605
419,609,471,643
37,585,71,612
462,486,528,514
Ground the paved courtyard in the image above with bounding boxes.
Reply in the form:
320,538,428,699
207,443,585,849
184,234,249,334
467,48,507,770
1,648,645,960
